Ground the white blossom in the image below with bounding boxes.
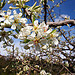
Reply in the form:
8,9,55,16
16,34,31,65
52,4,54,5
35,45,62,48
20,18,27,24
42,45,47,50
65,61,69,67
11,24,16,30
34,20,38,26
40,70,47,75
0,10,13,26
53,38,59,45
4,20,11,25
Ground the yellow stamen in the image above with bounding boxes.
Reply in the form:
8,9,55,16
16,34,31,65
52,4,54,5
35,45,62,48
4,15,9,19
34,26,38,30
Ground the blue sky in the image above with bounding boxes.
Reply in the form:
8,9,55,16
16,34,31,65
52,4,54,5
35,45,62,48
0,0,75,56
54,0,75,19
2,0,75,19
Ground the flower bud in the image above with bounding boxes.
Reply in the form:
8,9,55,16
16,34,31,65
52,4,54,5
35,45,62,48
8,1,11,4
16,3,19,7
9,6,13,9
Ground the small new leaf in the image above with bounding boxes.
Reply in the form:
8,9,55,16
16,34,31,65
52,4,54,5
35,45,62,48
24,5,30,9
51,29,57,34
34,5,41,10
23,39,30,43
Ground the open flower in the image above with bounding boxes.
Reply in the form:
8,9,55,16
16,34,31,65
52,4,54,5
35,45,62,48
11,10,27,30
0,10,13,26
18,26,32,39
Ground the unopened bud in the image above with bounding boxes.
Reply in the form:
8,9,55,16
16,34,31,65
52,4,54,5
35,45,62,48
9,6,13,9
16,3,19,7
8,1,11,4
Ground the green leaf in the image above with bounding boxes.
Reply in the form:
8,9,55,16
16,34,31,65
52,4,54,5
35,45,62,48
51,29,57,34
32,15,35,24
23,39,30,43
28,2,37,11
24,5,30,8
34,5,41,10
32,2,37,8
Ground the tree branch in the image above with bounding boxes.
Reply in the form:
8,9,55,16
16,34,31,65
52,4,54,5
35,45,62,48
28,20,75,27
44,0,47,24
47,20,75,27
24,8,33,22
59,28,75,47
47,8,55,22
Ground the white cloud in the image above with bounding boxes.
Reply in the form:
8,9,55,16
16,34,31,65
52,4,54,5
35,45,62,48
60,14,70,19
55,14,70,22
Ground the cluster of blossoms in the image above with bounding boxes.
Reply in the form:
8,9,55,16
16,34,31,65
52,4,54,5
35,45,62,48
0,10,59,51
18,20,59,51
0,10,27,30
